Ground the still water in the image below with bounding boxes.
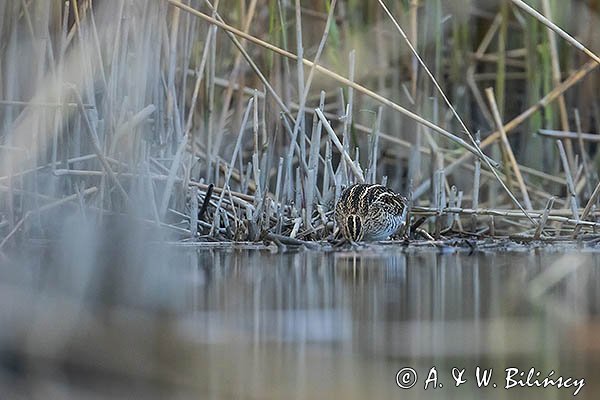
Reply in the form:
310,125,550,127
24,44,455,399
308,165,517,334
1,243,600,399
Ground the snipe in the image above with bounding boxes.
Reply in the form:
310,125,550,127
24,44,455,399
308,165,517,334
335,183,408,242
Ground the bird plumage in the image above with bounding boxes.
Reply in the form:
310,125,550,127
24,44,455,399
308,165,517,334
335,184,408,242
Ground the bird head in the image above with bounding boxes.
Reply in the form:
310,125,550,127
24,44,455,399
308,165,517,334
345,215,363,242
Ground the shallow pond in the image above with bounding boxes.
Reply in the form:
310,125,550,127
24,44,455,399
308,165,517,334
1,244,599,399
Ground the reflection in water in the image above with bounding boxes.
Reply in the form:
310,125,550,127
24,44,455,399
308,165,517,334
1,245,599,399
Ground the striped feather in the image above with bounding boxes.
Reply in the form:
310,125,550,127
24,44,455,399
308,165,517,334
335,183,408,241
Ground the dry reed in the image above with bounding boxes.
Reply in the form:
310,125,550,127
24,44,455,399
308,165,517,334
0,0,599,251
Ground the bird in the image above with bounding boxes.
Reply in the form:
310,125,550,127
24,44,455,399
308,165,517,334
334,183,408,242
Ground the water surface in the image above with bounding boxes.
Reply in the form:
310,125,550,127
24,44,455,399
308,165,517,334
1,245,599,399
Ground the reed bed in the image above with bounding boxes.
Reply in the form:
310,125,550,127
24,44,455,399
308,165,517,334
0,0,599,251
